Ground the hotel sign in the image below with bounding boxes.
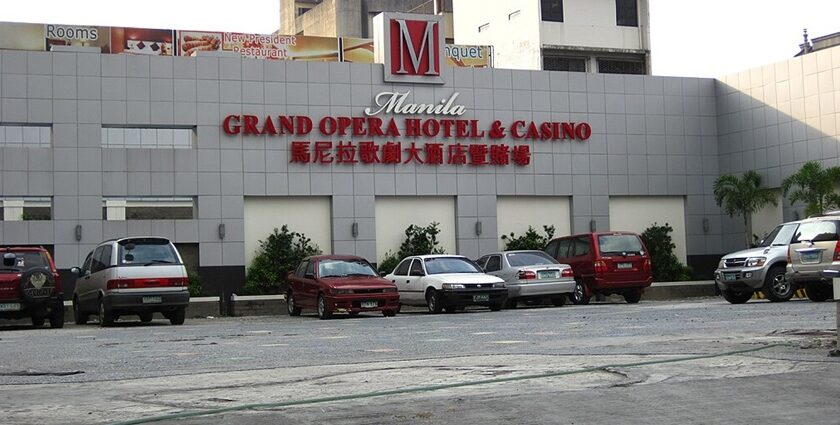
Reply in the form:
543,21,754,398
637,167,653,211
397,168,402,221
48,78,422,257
374,12,446,85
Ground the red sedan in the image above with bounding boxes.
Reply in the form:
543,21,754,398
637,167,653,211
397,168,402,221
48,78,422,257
286,255,400,319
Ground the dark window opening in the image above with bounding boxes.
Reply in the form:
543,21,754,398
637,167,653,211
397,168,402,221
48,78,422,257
125,206,194,220
541,0,564,22
615,0,638,27
22,206,51,221
544,55,586,72
598,59,644,74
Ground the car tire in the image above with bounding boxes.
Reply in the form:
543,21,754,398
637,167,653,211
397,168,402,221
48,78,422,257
382,309,396,317
286,291,302,316
31,314,45,327
49,302,65,329
762,266,793,302
571,280,591,305
805,281,832,302
623,289,642,304
73,297,88,325
550,296,566,307
169,308,186,325
444,305,456,313
489,302,503,312
98,298,115,327
503,298,517,309
721,288,752,304
317,294,332,320
426,289,443,314
139,312,153,323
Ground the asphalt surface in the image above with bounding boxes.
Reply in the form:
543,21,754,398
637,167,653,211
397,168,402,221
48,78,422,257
1,297,838,424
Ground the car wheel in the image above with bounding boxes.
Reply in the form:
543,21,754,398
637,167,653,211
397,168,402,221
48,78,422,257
169,308,186,325
426,289,443,314
571,280,591,305
382,309,396,317
49,302,65,329
763,266,793,302
550,296,566,307
31,314,45,327
317,294,332,320
503,298,517,309
805,281,832,302
623,289,642,304
721,288,752,304
286,291,302,316
98,299,115,327
139,312,153,323
73,297,88,325
489,302,503,312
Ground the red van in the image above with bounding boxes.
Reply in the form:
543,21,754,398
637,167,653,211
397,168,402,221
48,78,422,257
544,232,652,304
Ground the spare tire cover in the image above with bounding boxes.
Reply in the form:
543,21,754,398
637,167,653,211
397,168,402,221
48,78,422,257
19,268,56,301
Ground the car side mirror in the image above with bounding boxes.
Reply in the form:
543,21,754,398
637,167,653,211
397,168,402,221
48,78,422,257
70,267,81,275
379,271,388,277
305,273,315,280
2,253,15,267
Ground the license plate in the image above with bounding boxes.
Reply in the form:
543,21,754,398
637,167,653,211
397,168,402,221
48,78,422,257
0,302,21,312
538,270,559,279
360,300,378,309
800,251,821,264
723,273,738,281
473,294,490,302
617,263,632,269
142,296,162,304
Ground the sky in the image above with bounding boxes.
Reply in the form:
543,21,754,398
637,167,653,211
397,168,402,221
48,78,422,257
2,0,839,78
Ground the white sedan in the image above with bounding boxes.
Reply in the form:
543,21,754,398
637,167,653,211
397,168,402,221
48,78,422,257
384,255,507,313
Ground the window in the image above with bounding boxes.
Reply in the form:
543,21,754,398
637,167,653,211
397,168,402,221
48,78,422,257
758,224,798,247
295,261,308,278
572,237,591,256
597,235,643,255
103,198,195,220
0,125,50,148
597,59,644,75
101,127,194,149
557,239,572,258
541,0,563,22
506,251,558,267
319,259,377,277
544,240,559,258
792,221,840,243
615,0,638,27
485,255,502,272
1,198,52,221
475,256,489,269
394,259,412,276
118,238,179,265
305,261,315,277
409,259,425,276
91,246,109,273
81,252,93,275
543,55,586,72
424,257,481,274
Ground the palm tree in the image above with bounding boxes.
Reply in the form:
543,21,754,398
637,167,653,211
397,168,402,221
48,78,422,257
781,161,840,217
714,170,778,247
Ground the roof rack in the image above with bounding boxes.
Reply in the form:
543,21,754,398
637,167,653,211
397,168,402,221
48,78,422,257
807,210,840,218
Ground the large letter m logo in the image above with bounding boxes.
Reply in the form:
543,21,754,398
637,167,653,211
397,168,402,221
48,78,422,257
390,19,440,77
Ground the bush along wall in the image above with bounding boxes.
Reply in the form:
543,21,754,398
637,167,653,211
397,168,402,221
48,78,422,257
244,225,321,295
378,222,446,274
640,223,692,282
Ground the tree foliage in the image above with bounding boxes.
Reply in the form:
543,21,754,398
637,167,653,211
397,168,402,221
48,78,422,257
640,223,692,282
378,223,446,273
243,225,321,295
713,170,777,247
781,161,840,217
500,225,556,251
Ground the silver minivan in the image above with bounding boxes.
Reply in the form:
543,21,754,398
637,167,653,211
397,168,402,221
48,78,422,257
786,213,840,302
71,237,190,326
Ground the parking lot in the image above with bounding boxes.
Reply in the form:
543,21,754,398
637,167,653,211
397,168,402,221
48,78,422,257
1,297,839,424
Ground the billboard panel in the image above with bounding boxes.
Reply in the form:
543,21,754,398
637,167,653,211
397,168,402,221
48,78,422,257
45,24,110,53
221,33,339,61
110,27,174,55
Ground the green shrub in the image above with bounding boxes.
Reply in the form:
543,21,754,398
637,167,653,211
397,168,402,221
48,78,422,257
500,225,555,251
187,274,202,297
640,223,692,282
378,222,446,273
243,225,321,295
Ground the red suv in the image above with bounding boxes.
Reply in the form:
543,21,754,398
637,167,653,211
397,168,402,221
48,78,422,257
0,247,64,328
544,232,652,304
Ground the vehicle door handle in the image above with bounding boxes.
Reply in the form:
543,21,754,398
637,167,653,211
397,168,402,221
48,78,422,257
405,280,410,283
391,280,395,283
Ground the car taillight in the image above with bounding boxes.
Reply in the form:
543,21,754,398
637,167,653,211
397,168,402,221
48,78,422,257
518,270,536,280
561,268,574,278
106,277,188,290
594,260,607,273
643,259,651,272
834,242,840,261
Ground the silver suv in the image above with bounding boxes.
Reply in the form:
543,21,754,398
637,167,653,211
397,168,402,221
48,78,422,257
786,213,840,302
71,237,190,326
714,221,799,304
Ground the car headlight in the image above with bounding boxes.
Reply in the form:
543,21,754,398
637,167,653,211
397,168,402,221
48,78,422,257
442,283,465,290
745,257,766,267
718,260,725,269
382,287,398,293
493,282,506,288
333,289,353,295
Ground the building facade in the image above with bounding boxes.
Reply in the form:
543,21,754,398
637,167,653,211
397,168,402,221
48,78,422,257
0,13,838,299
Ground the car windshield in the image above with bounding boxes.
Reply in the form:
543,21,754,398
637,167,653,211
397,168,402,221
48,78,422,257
598,235,643,255
506,251,558,267
318,259,378,278
118,239,179,265
424,257,482,274
0,251,49,272
758,223,797,247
